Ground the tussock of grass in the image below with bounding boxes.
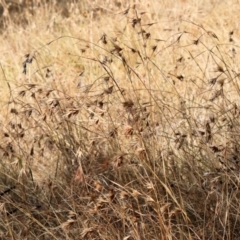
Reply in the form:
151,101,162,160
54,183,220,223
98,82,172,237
1,0,240,239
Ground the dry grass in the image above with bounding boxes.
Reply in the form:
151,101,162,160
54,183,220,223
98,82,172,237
1,0,240,239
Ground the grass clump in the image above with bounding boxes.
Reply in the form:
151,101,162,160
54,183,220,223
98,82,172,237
1,0,240,239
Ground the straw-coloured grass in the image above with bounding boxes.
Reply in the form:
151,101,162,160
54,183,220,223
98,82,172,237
1,0,240,239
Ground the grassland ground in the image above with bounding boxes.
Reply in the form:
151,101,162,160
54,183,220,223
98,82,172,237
1,0,240,239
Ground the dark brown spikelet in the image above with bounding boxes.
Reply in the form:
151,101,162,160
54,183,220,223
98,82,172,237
98,101,104,108
216,65,224,73
22,64,27,74
104,86,114,94
144,22,156,27
122,7,130,15
25,109,32,117
37,88,43,94
30,147,34,156
229,30,234,42
209,114,215,123
123,100,134,110
205,122,211,143
177,75,184,81
177,34,182,42
113,44,123,54
26,84,37,89
4,132,9,137
193,39,199,45
109,128,118,138
152,45,157,52
130,47,137,53
6,143,14,153
100,34,107,44
18,132,25,138
10,108,18,115
144,32,151,39
46,68,51,78
177,57,183,62
209,89,223,101
66,109,79,118
19,90,26,97
104,76,110,82
46,90,53,97
218,79,225,87
175,134,187,150
209,145,221,153
132,18,141,28
207,31,219,40
209,77,217,85
50,99,60,108
22,54,34,74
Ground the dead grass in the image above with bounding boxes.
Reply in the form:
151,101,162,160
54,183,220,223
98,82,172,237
1,0,240,239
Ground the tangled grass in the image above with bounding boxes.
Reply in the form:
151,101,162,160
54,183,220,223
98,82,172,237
1,0,240,239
